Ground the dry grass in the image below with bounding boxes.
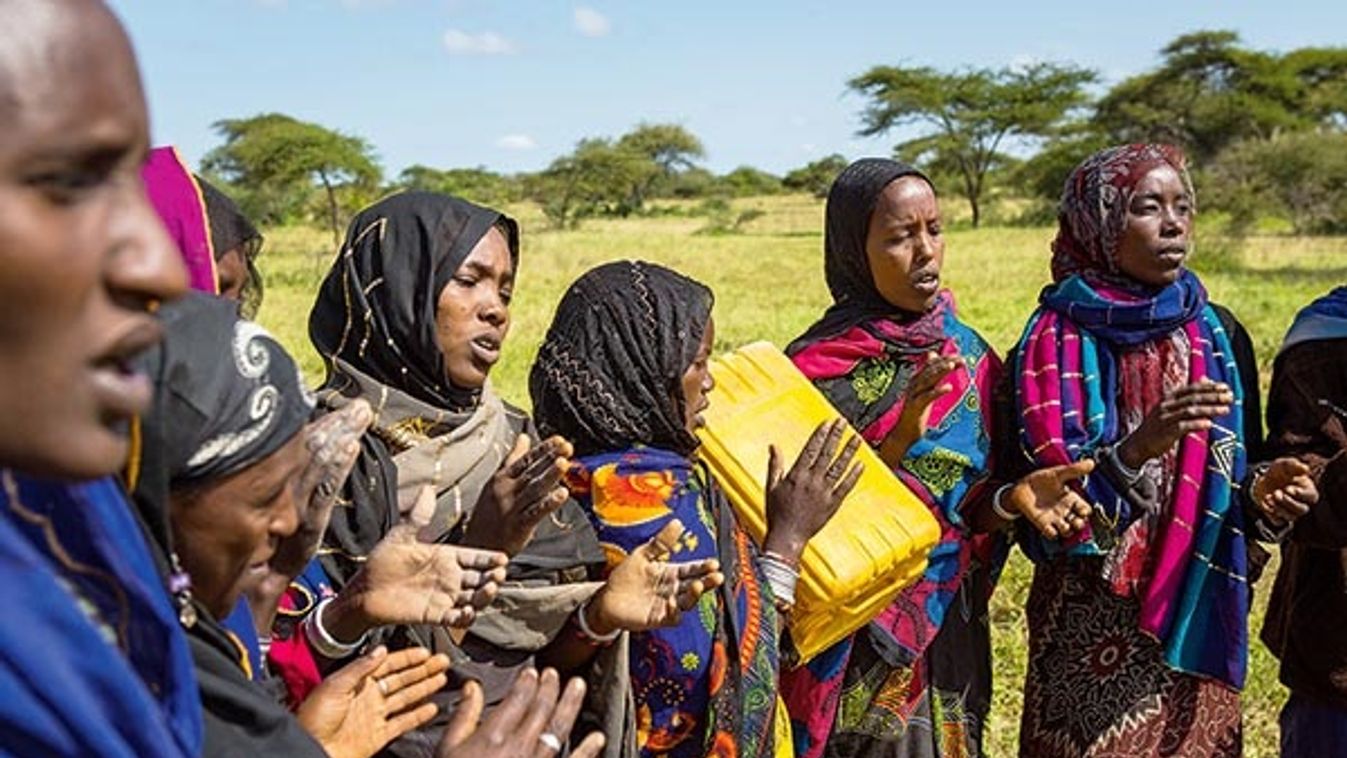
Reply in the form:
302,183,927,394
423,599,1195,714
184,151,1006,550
255,194,1347,757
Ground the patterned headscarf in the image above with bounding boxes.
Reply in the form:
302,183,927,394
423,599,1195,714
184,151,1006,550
1051,143,1193,282
154,294,314,486
529,260,714,457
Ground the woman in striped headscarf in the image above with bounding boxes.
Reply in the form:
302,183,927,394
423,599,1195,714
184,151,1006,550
1009,143,1317,757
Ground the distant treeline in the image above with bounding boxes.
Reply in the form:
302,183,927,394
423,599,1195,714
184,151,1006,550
200,30,1347,239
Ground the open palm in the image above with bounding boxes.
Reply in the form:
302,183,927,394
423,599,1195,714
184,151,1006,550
591,519,724,633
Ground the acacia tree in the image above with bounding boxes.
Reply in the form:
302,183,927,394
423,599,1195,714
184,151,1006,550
616,123,705,211
203,113,381,245
1094,31,1347,162
849,62,1095,227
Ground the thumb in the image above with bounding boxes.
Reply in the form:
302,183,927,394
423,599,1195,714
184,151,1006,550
440,680,484,751
641,519,685,561
1052,458,1096,485
407,485,437,531
326,645,387,693
506,433,531,466
766,444,783,490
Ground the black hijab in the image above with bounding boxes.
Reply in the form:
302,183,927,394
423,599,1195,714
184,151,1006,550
789,158,934,348
309,190,519,410
128,293,323,757
529,260,714,457
196,176,265,317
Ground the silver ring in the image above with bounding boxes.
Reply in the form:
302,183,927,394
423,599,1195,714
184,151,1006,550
376,678,388,696
538,732,562,752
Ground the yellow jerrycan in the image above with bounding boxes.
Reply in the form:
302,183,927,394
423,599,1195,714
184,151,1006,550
695,341,940,663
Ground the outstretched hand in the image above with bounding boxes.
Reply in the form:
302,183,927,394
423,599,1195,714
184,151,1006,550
322,486,509,643
247,400,372,634
586,519,724,636
462,434,574,556
297,645,449,758
436,668,605,758
1118,380,1232,468
1252,457,1318,525
1005,459,1096,539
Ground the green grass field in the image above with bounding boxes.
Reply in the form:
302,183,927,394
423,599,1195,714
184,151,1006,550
256,194,1346,757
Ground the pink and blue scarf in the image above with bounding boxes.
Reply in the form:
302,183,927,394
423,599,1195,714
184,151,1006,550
1014,268,1250,688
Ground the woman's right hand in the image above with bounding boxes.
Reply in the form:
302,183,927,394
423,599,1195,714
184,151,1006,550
462,434,574,556
762,418,863,563
323,486,510,643
1117,380,1233,469
436,668,605,758
1004,459,1096,539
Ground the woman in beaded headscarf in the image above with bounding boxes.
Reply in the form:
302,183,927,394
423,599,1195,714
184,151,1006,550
778,158,1094,758
1009,144,1317,757
530,259,866,758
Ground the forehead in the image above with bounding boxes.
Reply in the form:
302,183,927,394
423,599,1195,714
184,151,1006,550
456,225,515,276
1131,164,1187,195
0,2,145,164
873,176,938,220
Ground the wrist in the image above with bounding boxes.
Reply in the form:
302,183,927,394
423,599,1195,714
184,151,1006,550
323,589,372,643
581,592,620,639
1116,436,1147,470
762,530,805,564
991,483,1022,521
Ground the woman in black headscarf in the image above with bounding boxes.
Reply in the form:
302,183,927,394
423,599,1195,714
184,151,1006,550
778,158,1096,758
297,192,722,757
130,293,468,758
529,260,863,758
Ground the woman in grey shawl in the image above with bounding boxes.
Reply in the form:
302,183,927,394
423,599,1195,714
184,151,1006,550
293,192,720,757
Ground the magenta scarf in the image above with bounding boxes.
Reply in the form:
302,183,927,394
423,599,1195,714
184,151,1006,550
141,147,218,294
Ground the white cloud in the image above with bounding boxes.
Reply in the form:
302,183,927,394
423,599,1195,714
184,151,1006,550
573,7,611,38
496,134,538,151
442,29,517,55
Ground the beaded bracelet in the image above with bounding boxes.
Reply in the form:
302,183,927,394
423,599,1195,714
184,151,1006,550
757,552,800,610
304,597,368,660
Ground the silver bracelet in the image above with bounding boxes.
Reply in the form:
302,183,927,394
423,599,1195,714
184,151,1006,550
575,597,621,644
304,596,368,660
991,483,1020,521
757,553,800,608
1103,443,1143,485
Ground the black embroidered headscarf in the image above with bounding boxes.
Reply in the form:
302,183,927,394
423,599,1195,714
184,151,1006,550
309,190,519,410
529,260,714,457
790,158,935,348
127,292,325,757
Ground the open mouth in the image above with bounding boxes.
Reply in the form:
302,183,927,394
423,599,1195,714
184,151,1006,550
911,269,940,294
1156,246,1188,265
88,320,162,419
470,334,502,364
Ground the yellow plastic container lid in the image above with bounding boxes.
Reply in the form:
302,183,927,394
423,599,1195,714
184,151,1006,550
695,341,941,663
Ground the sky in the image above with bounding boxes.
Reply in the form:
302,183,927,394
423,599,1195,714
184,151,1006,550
108,0,1347,179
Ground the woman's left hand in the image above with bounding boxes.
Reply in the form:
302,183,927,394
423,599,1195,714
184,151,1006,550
585,519,724,635
296,646,450,758
1252,457,1319,525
